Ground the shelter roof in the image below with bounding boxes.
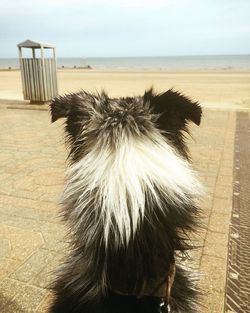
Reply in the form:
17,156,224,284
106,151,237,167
17,39,55,49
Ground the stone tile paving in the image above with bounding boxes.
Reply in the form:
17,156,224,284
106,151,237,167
190,110,236,312
225,112,250,313
0,104,242,312
0,108,66,312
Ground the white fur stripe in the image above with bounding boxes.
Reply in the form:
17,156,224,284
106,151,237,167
63,132,203,246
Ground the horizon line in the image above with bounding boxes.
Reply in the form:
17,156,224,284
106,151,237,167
0,53,250,59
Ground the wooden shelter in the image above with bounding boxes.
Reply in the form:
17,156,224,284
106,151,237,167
17,39,58,103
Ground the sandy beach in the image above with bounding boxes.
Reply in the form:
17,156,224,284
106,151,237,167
0,69,250,109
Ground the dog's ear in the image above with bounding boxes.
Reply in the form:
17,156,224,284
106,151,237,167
50,94,77,123
50,93,89,143
144,88,202,132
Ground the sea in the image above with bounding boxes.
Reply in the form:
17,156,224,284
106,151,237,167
0,55,250,71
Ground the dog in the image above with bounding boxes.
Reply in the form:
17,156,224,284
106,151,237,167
49,88,203,313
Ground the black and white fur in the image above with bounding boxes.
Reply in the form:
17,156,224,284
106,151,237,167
49,88,203,313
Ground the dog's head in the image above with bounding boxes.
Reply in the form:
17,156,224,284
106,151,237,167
51,88,202,246
51,88,201,161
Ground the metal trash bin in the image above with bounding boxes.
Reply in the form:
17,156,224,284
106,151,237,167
17,39,58,103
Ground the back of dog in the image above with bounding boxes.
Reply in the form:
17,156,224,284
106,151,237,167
49,89,202,313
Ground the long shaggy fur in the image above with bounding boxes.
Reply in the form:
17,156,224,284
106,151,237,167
49,88,203,313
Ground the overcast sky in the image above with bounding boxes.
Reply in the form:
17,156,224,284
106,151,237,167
0,0,250,57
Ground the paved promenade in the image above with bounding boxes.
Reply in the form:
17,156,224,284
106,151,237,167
0,103,248,312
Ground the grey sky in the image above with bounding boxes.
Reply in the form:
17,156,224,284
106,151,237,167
0,0,250,57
